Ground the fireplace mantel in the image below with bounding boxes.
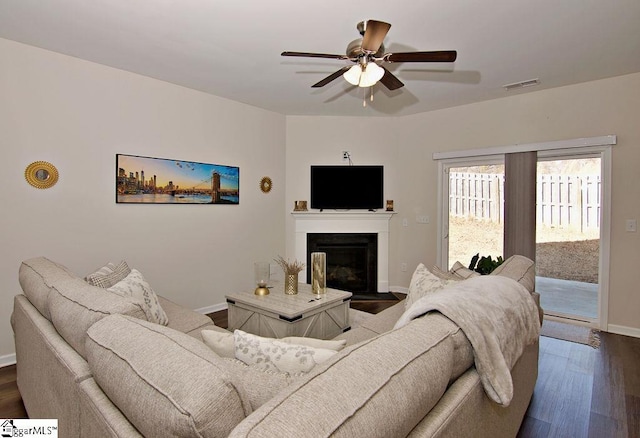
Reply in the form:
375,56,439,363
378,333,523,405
292,211,395,292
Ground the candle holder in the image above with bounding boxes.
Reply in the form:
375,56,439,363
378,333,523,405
254,262,270,296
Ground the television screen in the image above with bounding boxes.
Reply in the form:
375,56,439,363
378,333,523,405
310,165,383,210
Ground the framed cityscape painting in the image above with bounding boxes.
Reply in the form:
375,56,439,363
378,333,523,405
116,154,239,204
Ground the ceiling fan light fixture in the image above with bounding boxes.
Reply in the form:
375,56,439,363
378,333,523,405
358,62,384,87
282,19,457,94
343,64,362,86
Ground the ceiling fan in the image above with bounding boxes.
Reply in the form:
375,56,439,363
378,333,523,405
281,19,457,91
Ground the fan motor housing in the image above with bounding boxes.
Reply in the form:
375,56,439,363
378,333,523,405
346,38,385,58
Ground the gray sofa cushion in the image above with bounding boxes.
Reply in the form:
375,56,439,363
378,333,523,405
47,276,148,359
229,315,456,438
18,256,150,359
490,255,536,292
221,358,301,411
85,314,252,438
19,257,77,321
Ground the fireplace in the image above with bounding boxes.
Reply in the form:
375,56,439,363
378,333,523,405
292,211,394,292
307,233,378,293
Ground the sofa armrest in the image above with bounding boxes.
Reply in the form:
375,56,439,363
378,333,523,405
12,295,92,436
157,296,222,338
530,291,544,324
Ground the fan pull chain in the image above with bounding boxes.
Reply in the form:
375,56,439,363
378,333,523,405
362,86,375,108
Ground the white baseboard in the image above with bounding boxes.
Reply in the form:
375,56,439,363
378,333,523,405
195,302,228,315
0,353,16,368
607,324,640,339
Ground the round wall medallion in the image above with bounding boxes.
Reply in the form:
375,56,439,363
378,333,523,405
25,161,59,189
260,176,273,193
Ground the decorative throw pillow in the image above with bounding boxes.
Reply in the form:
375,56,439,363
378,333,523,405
278,337,346,351
86,260,131,288
233,330,337,374
202,330,347,359
449,261,481,280
404,264,457,310
108,269,169,325
202,330,236,358
430,265,461,281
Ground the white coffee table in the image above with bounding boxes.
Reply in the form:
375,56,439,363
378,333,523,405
226,282,352,340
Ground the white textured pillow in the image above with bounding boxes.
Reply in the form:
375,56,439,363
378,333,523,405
404,263,457,310
202,330,346,359
233,330,336,374
108,269,169,325
202,330,236,357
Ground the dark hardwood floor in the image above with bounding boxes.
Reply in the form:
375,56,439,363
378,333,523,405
518,331,640,438
1,300,638,437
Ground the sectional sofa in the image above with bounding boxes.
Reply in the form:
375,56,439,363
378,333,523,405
11,256,541,437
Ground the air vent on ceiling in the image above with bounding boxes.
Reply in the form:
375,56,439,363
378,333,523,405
503,78,540,91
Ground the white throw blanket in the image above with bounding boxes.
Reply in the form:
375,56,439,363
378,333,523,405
394,275,540,406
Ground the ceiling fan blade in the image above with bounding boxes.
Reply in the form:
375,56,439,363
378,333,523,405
385,51,457,63
361,20,391,53
281,51,348,60
379,67,404,90
312,66,351,88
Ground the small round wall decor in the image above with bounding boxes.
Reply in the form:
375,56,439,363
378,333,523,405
260,176,273,193
25,161,59,189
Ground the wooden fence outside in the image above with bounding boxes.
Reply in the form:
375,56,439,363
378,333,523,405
449,172,600,230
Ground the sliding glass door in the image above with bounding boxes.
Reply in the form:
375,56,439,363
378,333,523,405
438,144,610,329
535,155,601,323
444,161,504,270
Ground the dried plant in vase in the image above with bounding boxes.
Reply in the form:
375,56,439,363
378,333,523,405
274,256,305,295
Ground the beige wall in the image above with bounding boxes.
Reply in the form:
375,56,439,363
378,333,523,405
286,72,640,335
0,38,287,357
2,35,638,361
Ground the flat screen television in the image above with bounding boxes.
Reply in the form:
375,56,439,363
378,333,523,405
310,165,384,210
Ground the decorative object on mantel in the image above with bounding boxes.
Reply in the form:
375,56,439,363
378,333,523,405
294,200,308,211
386,200,394,211
25,161,59,189
254,262,271,296
274,255,305,295
311,252,327,296
259,176,272,193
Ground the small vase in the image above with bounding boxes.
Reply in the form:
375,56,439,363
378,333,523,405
284,274,298,295
311,252,326,296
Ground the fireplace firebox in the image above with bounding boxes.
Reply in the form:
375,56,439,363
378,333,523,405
306,233,377,293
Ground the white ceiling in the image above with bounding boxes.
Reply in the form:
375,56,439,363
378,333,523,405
1,0,639,117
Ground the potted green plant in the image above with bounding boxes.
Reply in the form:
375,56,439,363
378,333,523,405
468,253,504,275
